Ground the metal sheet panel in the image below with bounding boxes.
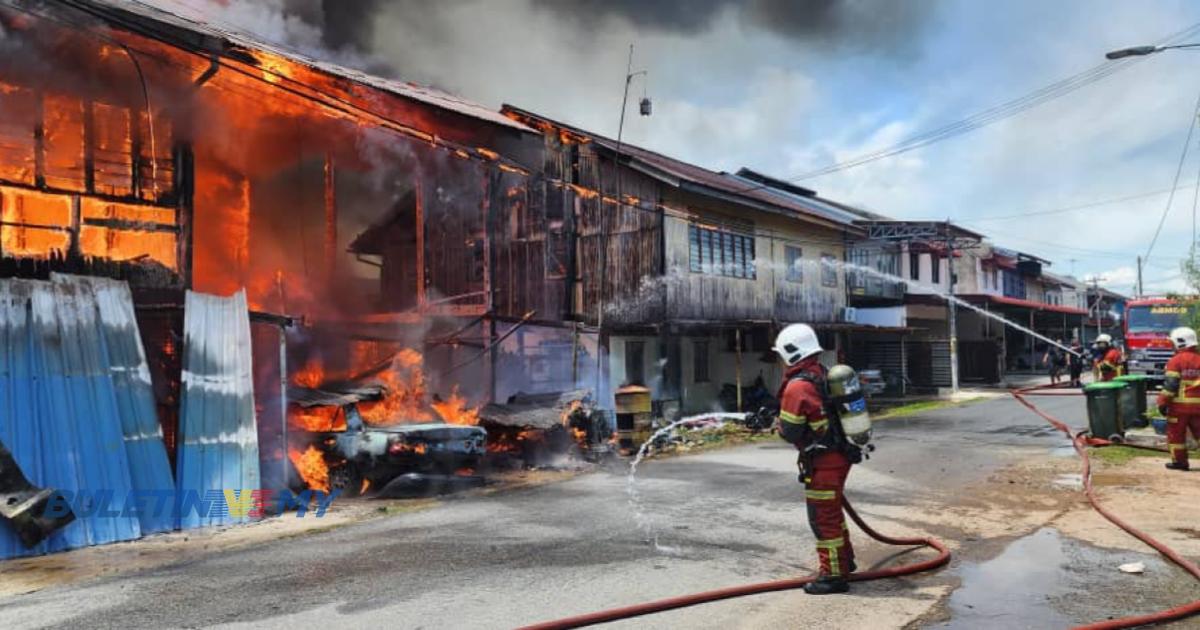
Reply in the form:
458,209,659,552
52,274,176,533
177,290,260,529
0,278,143,559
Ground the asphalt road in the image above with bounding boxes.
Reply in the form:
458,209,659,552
0,394,1177,629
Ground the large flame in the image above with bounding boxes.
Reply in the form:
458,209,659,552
288,445,329,493
432,386,480,426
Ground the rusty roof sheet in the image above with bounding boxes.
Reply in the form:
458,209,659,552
80,0,533,133
502,106,864,232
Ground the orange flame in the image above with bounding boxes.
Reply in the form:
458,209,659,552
432,386,480,426
288,445,329,493
292,358,326,388
358,349,434,425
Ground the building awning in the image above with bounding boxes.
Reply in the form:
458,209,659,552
960,294,1088,316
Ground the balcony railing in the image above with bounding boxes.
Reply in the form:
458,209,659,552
847,270,906,300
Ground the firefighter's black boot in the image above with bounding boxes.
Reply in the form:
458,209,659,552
1166,461,1190,471
803,575,849,595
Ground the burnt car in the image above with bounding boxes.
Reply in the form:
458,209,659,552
321,407,486,496
289,385,486,496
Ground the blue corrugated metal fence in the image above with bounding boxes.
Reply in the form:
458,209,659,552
176,289,261,529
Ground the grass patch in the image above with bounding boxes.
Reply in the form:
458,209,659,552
874,396,988,420
1090,445,1199,465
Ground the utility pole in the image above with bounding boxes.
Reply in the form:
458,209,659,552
1136,255,1144,297
596,45,650,400
945,223,959,394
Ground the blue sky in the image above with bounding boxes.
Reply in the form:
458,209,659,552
211,0,1200,294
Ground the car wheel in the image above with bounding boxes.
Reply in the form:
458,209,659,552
329,462,364,497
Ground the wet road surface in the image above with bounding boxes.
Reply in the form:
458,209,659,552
0,394,1190,629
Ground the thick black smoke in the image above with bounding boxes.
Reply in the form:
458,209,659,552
281,0,933,56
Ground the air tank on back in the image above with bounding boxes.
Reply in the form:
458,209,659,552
827,364,872,445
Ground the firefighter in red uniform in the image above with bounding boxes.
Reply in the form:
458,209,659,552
1093,334,1123,382
1157,326,1200,471
773,323,858,595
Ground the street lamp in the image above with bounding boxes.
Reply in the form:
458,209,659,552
1105,43,1200,59
1104,41,1200,294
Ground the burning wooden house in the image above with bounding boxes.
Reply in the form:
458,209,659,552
0,0,600,556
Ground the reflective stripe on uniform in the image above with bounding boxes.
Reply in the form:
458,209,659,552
816,536,845,549
1170,444,1187,452
1166,371,1183,378
780,410,804,424
805,489,836,501
810,419,829,431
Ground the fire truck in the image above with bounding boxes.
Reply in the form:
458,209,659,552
1124,297,1195,382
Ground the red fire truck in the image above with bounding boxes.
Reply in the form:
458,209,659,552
1124,297,1194,382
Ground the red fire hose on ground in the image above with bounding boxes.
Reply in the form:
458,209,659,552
1012,385,1200,629
518,496,950,630
521,385,1199,630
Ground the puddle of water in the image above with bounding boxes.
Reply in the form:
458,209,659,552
934,528,1174,629
935,528,1075,629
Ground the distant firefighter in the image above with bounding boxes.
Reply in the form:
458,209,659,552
1157,327,1200,471
1093,334,1123,382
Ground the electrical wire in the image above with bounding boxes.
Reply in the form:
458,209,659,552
1143,86,1200,266
969,181,1200,223
733,21,1200,192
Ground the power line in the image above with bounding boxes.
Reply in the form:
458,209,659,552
969,181,1200,222
732,21,1200,192
1143,86,1200,264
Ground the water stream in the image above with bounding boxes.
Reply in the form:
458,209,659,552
625,413,745,552
626,257,1084,553
825,258,1083,356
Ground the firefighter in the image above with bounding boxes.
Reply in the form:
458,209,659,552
1157,326,1200,471
773,323,858,595
1094,334,1123,382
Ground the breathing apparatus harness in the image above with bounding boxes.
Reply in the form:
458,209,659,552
781,364,874,482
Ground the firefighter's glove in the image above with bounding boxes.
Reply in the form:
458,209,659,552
1159,404,1170,418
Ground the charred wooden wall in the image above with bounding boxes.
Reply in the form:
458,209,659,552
0,17,189,289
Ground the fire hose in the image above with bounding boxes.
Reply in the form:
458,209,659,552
519,492,950,630
1012,385,1200,629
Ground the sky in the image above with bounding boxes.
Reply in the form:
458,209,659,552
195,0,1200,296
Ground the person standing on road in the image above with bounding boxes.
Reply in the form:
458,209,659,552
1067,339,1085,387
1042,340,1066,385
1093,334,1122,382
773,323,858,595
1157,327,1200,471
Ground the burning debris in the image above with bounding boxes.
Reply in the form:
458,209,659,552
477,389,613,468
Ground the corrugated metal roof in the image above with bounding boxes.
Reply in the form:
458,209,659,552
501,106,864,232
176,289,260,529
0,278,144,559
82,0,533,134
51,274,176,534
723,172,866,226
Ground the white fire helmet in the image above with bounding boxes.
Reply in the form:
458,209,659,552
1171,327,1198,350
1095,334,1113,347
774,323,823,366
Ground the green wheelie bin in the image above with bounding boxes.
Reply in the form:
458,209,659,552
1084,381,1126,442
1114,374,1149,428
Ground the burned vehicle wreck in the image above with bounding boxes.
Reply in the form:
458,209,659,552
288,382,486,497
